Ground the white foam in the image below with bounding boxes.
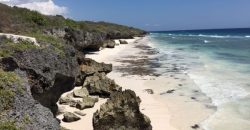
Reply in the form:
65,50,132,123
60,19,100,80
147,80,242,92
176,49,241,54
204,40,210,43
189,73,249,106
245,36,250,38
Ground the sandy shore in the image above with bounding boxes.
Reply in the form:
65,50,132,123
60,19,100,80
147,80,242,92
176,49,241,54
87,37,215,130
57,37,215,130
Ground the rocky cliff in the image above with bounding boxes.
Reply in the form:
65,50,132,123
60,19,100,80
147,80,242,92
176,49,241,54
0,3,151,130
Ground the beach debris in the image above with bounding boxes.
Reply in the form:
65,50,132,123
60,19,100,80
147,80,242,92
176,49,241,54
74,111,87,116
191,97,197,100
62,112,81,122
160,89,176,95
144,89,154,94
191,124,200,129
73,88,89,98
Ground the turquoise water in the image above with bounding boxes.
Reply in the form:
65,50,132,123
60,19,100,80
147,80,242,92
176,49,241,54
150,28,250,130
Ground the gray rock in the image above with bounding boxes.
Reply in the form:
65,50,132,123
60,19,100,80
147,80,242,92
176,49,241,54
73,88,89,98
62,112,81,122
76,58,112,86
0,45,80,115
144,89,154,94
0,70,60,130
76,96,98,110
104,40,116,48
83,72,122,98
74,111,87,116
93,90,152,130
119,40,129,44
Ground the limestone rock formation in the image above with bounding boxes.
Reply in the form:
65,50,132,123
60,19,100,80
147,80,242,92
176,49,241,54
0,45,80,115
93,90,152,130
73,88,89,98
76,96,99,110
62,112,81,122
83,72,122,98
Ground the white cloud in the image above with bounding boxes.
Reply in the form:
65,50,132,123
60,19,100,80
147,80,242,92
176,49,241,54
0,0,67,16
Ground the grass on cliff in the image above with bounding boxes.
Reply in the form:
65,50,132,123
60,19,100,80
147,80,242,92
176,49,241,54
0,69,21,111
0,121,19,130
0,38,38,58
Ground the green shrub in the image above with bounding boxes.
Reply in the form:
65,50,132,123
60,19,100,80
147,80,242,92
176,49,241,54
0,121,19,130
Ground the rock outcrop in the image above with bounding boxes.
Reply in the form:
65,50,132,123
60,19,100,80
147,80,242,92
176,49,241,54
76,58,112,86
64,28,106,51
119,40,129,44
93,90,152,130
76,96,98,110
0,70,60,130
0,45,80,115
83,72,122,98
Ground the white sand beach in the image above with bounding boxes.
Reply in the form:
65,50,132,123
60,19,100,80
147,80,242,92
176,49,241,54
58,37,215,130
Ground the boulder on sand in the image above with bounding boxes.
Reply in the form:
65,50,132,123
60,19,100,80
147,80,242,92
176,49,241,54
119,40,129,44
83,72,122,98
62,112,81,122
76,96,99,110
93,90,152,130
73,88,89,98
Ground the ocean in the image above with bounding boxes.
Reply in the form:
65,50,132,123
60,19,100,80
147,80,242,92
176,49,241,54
149,28,250,130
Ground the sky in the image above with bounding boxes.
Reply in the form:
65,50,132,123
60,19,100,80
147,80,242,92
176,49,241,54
1,0,250,31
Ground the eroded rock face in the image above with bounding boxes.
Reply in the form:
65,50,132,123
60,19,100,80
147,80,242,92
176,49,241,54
73,88,89,98
83,72,121,98
0,46,80,115
93,90,152,130
64,28,106,51
76,58,112,86
0,70,60,130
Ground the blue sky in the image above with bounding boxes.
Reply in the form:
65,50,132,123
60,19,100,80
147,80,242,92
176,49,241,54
53,0,250,31
2,0,250,31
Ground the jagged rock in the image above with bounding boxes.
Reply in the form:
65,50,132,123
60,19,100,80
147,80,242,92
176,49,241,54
103,40,116,48
0,70,60,130
73,88,89,98
76,58,112,86
0,45,80,115
119,40,129,44
93,90,152,130
76,96,98,110
83,72,122,98
144,89,154,94
74,111,87,116
62,112,81,122
59,93,74,105
64,28,106,51
44,27,66,38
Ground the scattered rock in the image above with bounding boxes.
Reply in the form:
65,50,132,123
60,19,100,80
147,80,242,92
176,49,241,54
191,124,200,129
93,90,152,130
104,40,116,48
83,72,122,98
144,89,154,94
74,111,87,116
191,97,196,100
62,112,81,122
73,88,89,98
76,96,98,110
119,40,129,44
160,89,176,95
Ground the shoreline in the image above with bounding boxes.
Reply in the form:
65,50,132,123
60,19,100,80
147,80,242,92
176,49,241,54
86,36,215,130
56,36,216,130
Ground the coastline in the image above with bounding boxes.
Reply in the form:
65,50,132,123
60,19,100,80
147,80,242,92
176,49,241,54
86,36,216,130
